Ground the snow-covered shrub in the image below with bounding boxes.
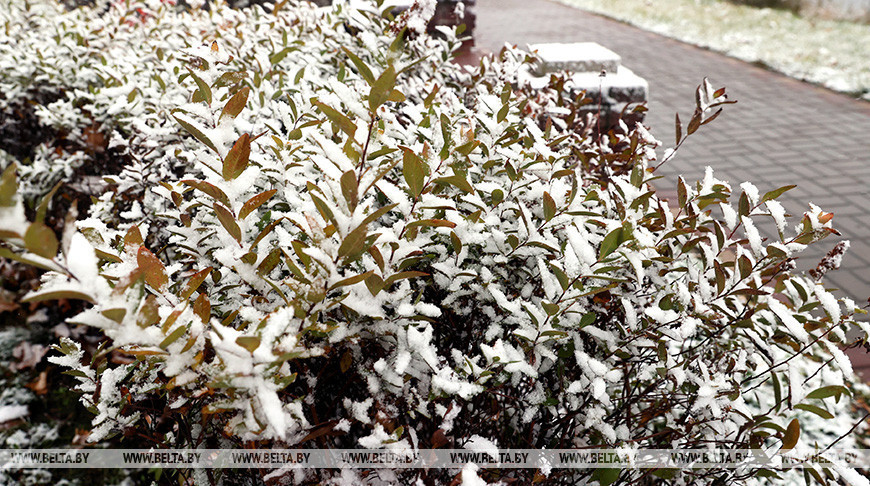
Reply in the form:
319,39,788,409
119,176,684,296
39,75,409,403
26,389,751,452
1,0,869,485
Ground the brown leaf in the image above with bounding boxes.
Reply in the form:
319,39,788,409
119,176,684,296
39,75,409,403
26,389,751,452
193,293,211,323
26,371,48,395
137,246,168,291
781,418,800,450
220,86,250,121
11,342,47,371
124,225,144,250
222,133,251,180
431,428,449,448
213,203,242,243
239,189,277,220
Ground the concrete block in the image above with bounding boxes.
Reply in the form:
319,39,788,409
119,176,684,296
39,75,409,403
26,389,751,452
529,42,622,77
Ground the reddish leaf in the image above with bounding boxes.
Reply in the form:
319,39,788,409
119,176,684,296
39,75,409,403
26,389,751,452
137,246,168,291
239,189,277,220
220,86,250,121
781,418,800,450
180,267,212,301
213,203,242,243
181,179,231,207
222,133,251,180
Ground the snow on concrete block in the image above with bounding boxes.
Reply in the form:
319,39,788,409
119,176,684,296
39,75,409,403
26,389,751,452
529,42,622,76
520,43,648,129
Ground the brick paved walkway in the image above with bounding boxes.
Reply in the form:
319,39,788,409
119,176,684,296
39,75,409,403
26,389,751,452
470,0,870,307
468,0,870,371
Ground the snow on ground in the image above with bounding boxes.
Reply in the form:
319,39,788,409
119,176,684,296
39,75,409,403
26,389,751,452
0,404,28,423
557,0,870,100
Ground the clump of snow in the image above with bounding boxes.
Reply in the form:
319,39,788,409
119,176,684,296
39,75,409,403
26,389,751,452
0,405,28,423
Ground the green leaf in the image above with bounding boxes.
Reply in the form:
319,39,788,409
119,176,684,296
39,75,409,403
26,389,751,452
214,71,247,88
762,185,797,202
63,369,90,379
239,189,277,220
180,267,212,301
677,177,688,208
101,308,127,323
450,231,463,255
738,255,752,279
269,47,296,65
490,189,504,206
369,64,397,112
257,248,282,276
794,403,834,419
406,219,456,230
35,181,61,224
223,133,251,180
341,47,374,85
22,289,95,304
598,227,625,260
173,113,219,153
543,192,556,221
159,325,187,349
424,84,440,108
497,103,509,123
24,223,58,259
387,89,405,103
181,179,231,207
338,224,369,263
549,265,569,291
630,163,644,188
186,67,212,105
652,468,678,480
252,217,285,249
805,385,850,401
220,86,250,121
365,273,385,296
767,245,788,258
781,418,800,450
340,170,359,211
400,146,425,198
309,191,337,227
754,469,782,480
591,467,621,486
213,203,242,243
580,312,596,328
240,251,256,265
361,203,398,228
433,173,473,194
542,301,559,316
714,260,726,295
772,372,783,412
235,336,261,353
137,246,168,291
329,270,374,290
313,100,356,137
0,163,17,207
383,271,428,287
739,191,750,217
389,28,405,52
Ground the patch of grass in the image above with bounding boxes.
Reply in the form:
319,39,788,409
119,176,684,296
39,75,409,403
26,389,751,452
558,0,870,99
